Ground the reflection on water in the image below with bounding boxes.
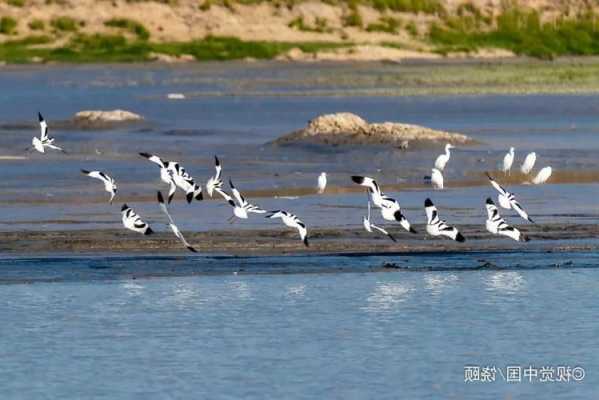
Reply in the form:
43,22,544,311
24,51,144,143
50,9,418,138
485,271,526,294
424,273,459,296
364,281,413,312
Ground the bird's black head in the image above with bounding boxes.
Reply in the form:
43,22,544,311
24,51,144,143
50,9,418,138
38,112,43,121
486,198,494,205
215,155,220,165
456,232,466,243
139,152,150,158
121,204,128,211
351,176,365,185
157,191,164,204
424,198,433,207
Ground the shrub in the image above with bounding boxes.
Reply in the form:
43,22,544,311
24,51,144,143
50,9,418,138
0,17,17,34
51,16,79,32
104,18,150,40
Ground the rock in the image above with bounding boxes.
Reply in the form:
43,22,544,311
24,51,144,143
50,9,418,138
270,112,473,147
149,52,195,63
167,93,186,100
72,110,144,128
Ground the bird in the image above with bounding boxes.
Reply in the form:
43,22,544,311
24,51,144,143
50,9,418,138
532,166,552,185
485,172,534,223
157,191,197,252
520,152,536,175
485,198,529,242
351,176,416,233
31,112,64,153
363,197,396,242
431,168,444,190
266,210,309,247
206,156,223,197
424,198,465,242
121,204,153,235
218,179,266,222
139,153,202,204
317,172,327,194
502,147,515,175
434,143,454,171
81,169,117,204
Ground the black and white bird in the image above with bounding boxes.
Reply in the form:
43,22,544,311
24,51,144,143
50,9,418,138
485,198,529,242
218,179,266,221
157,191,197,252
351,176,416,233
502,147,515,175
434,143,454,171
520,152,536,175
32,112,63,153
486,172,534,223
81,169,117,204
317,172,327,194
424,198,465,242
121,204,153,235
139,153,202,204
266,210,309,246
363,198,396,242
431,168,444,190
206,156,224,197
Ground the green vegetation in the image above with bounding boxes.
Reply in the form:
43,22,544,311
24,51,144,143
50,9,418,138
104,18,150,40
28,19,45,31
366,16,400,33
369,0,443,14
343,2,363,28
50,16,81,32
288,16,333,33
5,0,25,6
0,17,17,34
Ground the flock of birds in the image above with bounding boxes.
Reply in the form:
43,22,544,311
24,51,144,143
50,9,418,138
30,112,554,252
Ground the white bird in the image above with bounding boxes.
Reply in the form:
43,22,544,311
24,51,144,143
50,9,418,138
218,179,266,221
157,191,197,252
486,172,534,223
81,169,117,204
317,172,327,194
31,112,64,153
140,153,202,204
485,198,529,242
520,152,537,175
434,143,454,171
424,198,465,242
266,210,309,247
363,198,396,242
502,147,515,175
532,166,552,185
206,156,223,197
121,204,153,235
431,168,444,190
351,176,416,233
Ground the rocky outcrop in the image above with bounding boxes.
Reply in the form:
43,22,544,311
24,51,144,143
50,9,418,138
72,110,144,128
271,112,473,147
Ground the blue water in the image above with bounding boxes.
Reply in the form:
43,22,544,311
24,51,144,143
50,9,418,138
0,253,597,399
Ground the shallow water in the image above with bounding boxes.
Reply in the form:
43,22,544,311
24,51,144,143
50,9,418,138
0,254,597,399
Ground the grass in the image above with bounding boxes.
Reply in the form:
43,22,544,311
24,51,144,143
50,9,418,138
5,0,25,6
50,16,80,32
366,16,400,33
0,34,350,63
0,16,18,34
28,19,45,31
288,16,333,33
104,18,150,40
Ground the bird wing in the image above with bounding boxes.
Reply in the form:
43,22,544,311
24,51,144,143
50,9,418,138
246,204,266,214
167,179,177,204
370,223,396,242
295,220,309,247
38,113,48,141
510,199,533,222
229,179,246,206
214,156,222,180
351,176,381,197
139,152,165,168
485,199,499,220
486,173,507,196
82,170,111,185
215,189,236,208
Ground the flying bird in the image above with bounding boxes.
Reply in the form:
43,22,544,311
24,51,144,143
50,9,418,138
502,147,515,175
520,152,537,175
31,112,64,153
431,168,444,190
485,198,529,242
434,143,454,171
532,166,552,185
317,172,327,194
206,156,224,197
266,210,309,247
485,172,534,223
218,179,266,221
424,198,465,242
363,198,396,242
121,204,153,235
81,169,117,204
351,176,416,233
139,153,202,203
157,191,197,252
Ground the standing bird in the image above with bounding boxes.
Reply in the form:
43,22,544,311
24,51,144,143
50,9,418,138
502,147,515,175
81,169,117,204
434,143,454,171
121,204,153,235
31,112,64,153
157,191,197,252
486,172,534,223
532,166,552,185
139,153,202,203
485,198,529,242
218,179,266,221
520,152,537,175
266,210,309,247
351,176,416,233
424,198,465,242
431,168,444,190
317,172,327,194
206,156,223,197
363,198,396,242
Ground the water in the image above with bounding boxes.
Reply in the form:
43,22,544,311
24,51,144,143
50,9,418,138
1,254,597,399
